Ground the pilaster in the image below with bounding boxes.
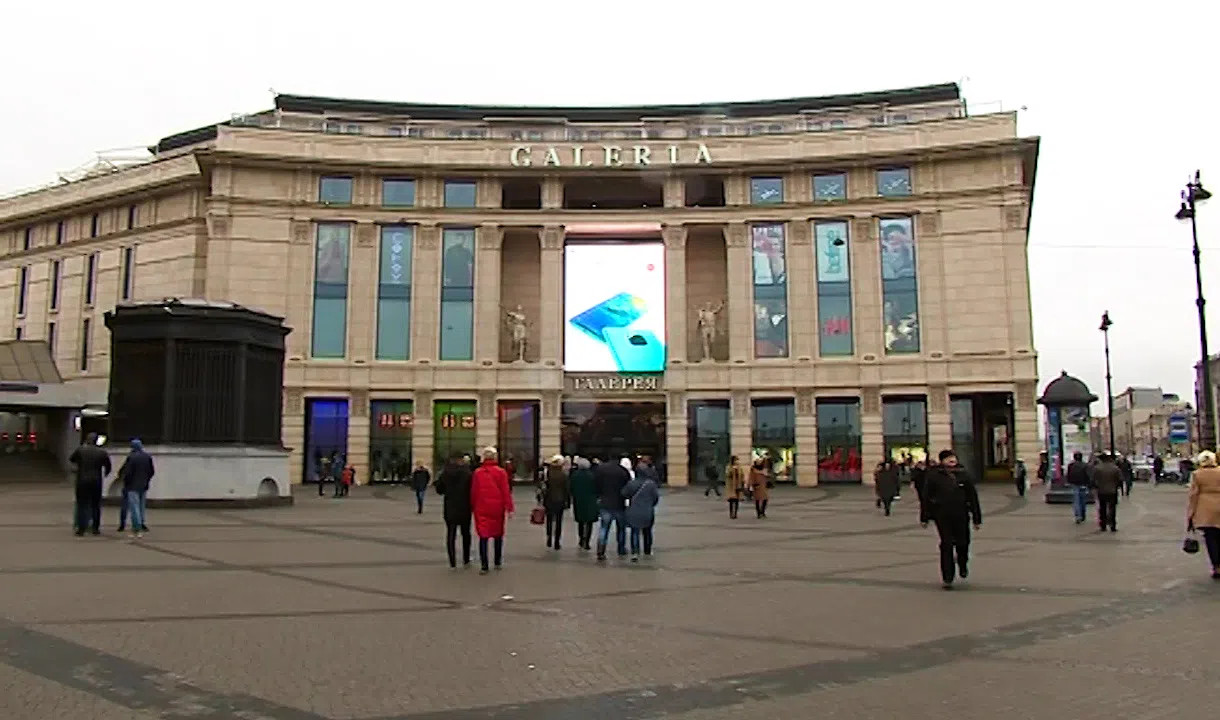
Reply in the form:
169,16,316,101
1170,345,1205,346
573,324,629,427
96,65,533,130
1014,381,1039,465
861,386,882,485
283,389,304,484
411,390,434,471
411,223,440,362
663,224,688,365
477,176,502,209
724,175,748,206
540,391,561,459
795,390,817,486
851,217,883,359
725,223,752,363
541,176,563,209
348,390,370,484
476,390,497,451
539,225,564,367
287,219,314,359
474,224,503,364
663,175,685,208
916,212,948,355
666,391,689,486
349,223,377,363
1004,205,1034,351
927,383,951,452
731,390,752,465
786,221,816,360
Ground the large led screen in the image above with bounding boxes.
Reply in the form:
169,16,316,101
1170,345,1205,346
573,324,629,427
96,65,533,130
564,243,666,372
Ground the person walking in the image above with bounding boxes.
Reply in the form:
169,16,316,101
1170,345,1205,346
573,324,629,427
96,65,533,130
919,449,982,590
1092,452,1122,532
749,458,770,518
1036,451,1049,486
410,462,430,514
1186,450,1220,579
1117,454,1134,497
1152,455,1165,485
724,455,746,519
623,462,661,562
117,439,155,539
1066,451,1092,524
541,455,571,550
569,457,598,551
874,460,900,516
703,462,722,497
470,447,513,574
1014,458,1028,498
434,453,473,569
593,453,631,561
69,433,112,537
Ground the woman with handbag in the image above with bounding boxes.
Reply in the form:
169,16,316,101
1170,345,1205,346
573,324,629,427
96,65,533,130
1185,450,1220,579
749,458,770,519
471,447,514,575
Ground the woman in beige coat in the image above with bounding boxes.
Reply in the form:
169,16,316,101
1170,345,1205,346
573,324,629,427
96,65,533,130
1186,450,1220,579
724,456,746,520
749,458,770,519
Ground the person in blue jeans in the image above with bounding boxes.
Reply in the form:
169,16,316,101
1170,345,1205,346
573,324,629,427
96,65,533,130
117,439,155,539
592,455,632,561
1065,451,1092,524
410,462,431,514
624,457,661,561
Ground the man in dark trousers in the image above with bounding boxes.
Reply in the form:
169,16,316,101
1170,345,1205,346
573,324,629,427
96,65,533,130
1066,451,1092,524
1116,454,1134,497
434,453,473,568
117,439,155,538
919,449,982,590
70,433,112,537
592,453,631,561
410,461,431,513
1091,452,1122,532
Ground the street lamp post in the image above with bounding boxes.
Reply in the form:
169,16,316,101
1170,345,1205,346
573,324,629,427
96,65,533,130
1099,311,1116,453
1176,171,1213,450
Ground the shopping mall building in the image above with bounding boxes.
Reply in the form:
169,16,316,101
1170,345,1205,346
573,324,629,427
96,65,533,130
0,82,1039,486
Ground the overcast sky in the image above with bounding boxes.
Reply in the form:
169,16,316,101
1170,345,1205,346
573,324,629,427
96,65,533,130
3,1,1218,411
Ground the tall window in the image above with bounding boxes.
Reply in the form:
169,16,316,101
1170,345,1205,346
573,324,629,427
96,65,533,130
370,400,414,483
879,216,920,353
814,221,853,356
382,179,416,207
877,167,913,197
883,397,928,464
17,266,28,316
951,396,979,476
439,228,475,361
46,321,56,356
816,399,862,483
753,398,796,483
311,224,350,358
433,400,477,469
89,213,99,238
55,221,64,245
443,180,477,208
813,173,847,201
49,260,61,310
498,401,540,482
120,247,135,300
376,226,413,360
22,228,31,251
751,223,788,358
319,176,354,205
749,177,784,204
84,253,97,305
126,205,137,230
79,317,91,371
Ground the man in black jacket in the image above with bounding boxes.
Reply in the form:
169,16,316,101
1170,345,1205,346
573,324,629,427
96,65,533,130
1066,451,1092,524
117,439,155,538
592,454,631,561
919,449,982,590
1091,453,1123,532
70,433,112,537
434,454,473,568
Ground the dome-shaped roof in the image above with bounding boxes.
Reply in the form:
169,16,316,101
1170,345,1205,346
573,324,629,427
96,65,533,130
1038,371,1098,406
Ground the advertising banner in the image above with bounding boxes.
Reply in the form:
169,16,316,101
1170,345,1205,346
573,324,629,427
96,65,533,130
564,243,666,372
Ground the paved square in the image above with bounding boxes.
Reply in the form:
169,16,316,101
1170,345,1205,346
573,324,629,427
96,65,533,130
0,482,1214,719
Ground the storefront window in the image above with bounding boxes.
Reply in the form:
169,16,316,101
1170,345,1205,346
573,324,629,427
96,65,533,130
304,398,349,483
814,221,853,356
370,400,413,483
433,400,477,470
950,397,978,476
688,400,730,483
751,223,789,358
883,397,928,464
879,217,920,354
816,399,862,483
498,401,539,482
752,398,796,483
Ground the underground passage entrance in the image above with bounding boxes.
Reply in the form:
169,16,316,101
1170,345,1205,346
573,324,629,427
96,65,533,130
560,400,666,477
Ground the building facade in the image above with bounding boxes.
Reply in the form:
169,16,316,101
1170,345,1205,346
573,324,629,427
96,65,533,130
0,83,1039,486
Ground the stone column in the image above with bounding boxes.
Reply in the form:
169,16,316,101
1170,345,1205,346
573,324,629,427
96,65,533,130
731,390,752,466
927,384,951,453
477,176,502,209
540,391,561,459
349,223,378,363
541,176,563,209
411,390,434,471
287,219,315,359
916,212,948,353
724,175,748,206
663,175,685,208
795,390,818,486
349,389,370,484
411,224,441,362
476,390,497,452
474,224,503,365
538,225,564,368
785,221,816,360
663,224,688,364
283,389,305,485
666,391,689,486
851,218,883,359
861,387,883,485
1014,381,1040,465
725,223,753,363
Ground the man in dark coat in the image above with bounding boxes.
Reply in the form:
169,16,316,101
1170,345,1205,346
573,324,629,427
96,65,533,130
1092,453,1122,532
874,460,900,516
919,449,982,590
1116,454,1134,496
70,433,112,537
118,439,155,537
410,462,431,514
1066,451,1092,523
434,454,473,568
592,454,631,561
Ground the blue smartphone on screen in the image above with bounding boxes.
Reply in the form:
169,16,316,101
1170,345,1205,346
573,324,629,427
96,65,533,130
603,327,665,372
569,293,647,342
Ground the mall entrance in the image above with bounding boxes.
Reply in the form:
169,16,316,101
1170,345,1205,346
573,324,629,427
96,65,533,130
560,400,666,480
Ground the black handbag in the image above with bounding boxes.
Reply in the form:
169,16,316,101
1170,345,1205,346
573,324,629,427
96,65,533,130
1183,532,1200,555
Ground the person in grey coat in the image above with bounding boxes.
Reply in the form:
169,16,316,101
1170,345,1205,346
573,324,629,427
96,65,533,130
622,464,660,562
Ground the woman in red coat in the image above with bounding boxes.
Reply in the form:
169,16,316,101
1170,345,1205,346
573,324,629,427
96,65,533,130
470,446,514,574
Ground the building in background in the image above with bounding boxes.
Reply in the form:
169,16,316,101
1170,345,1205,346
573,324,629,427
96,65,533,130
1108,386,1196,457
0,83,1039,486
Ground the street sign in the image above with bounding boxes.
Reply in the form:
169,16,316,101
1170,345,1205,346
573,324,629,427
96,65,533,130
1168,413,1190,444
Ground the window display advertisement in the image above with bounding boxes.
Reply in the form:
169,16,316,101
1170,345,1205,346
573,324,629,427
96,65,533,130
564,242,666,372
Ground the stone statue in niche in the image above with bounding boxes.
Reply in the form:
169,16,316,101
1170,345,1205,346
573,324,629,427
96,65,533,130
504,305,529,362
696,301,723,361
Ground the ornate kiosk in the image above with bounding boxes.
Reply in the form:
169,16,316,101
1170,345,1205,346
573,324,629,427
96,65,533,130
103,299,292,505
1038,371,1098,505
